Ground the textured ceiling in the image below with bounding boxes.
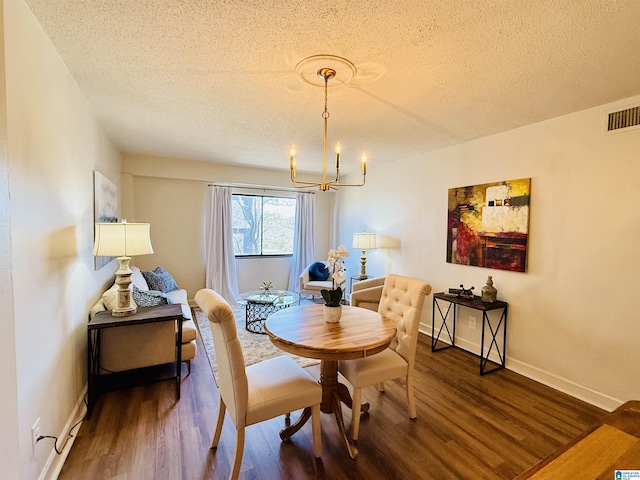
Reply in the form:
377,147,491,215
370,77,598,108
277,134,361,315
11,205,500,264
24,0,640,175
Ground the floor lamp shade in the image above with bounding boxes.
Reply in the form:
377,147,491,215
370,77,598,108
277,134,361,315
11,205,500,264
93,222,154,316
352,233,377,279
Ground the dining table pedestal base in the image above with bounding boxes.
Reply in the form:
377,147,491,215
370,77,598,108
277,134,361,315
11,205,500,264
320,359,365,459
265,304,396,460
278,360,367,459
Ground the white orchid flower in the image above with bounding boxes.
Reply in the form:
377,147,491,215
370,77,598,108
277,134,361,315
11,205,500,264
325,246,349,293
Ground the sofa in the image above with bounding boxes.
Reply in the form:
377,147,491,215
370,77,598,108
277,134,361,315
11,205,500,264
89,266,197,374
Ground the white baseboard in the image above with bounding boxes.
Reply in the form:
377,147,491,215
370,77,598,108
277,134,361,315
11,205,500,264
419,326,623,413
504,358,622,412
40,386,87,480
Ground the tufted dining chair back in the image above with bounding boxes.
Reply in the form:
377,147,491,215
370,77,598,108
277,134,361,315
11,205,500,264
338,274,431,441
194,288,322,480
378,274,431,371
195,289,249,427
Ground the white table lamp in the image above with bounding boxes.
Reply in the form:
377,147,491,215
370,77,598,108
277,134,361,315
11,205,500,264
352,232,377,279
93,221,154,316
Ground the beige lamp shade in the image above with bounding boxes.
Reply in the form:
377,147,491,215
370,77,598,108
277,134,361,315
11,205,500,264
93,222,154,257
352,233,377,250
92,221,153,316
353,232,377,280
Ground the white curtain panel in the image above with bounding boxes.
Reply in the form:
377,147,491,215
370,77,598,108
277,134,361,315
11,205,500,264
288,192,316,291
205,186,240,304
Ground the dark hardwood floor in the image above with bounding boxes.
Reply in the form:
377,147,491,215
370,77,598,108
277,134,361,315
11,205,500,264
60,333,606,479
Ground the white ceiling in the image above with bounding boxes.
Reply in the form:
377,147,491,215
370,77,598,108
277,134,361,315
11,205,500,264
24,0,640,175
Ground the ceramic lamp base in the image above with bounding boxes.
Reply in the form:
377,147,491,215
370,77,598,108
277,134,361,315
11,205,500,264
113,257,137,316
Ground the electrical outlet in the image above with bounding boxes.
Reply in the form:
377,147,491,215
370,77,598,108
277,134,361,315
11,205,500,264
31,417,41,450
468,316,477,329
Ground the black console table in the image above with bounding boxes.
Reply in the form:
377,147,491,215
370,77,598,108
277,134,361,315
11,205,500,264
87,304,183,418
431,293,508,375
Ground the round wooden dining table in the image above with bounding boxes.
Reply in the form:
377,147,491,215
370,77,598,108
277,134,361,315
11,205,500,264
265,304,396,459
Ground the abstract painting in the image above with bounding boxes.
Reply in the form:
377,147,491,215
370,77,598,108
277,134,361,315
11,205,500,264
447,178,530,272
93,171,118,270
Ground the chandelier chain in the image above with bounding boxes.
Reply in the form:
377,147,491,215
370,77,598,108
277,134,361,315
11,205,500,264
322,75,330,120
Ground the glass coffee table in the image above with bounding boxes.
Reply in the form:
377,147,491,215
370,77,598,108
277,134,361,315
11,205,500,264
235,290,300,334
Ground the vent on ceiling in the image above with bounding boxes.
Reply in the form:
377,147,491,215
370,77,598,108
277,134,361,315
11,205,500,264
607,105,640,132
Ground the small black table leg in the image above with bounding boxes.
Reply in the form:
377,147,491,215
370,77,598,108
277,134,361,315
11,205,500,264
176,317,182,399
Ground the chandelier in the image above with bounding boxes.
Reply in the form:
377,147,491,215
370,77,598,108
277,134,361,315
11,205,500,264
289,66,367,191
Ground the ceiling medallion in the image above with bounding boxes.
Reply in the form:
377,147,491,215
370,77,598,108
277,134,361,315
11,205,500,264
295,54,357,87
289,55,366,191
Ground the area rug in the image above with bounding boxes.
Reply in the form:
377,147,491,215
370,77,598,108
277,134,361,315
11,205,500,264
194,299,321,385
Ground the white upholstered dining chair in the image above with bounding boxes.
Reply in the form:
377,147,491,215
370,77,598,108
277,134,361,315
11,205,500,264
194,289,322,480
338,274,431,440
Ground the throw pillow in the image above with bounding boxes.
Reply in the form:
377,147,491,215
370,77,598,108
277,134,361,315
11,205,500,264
308,262,330,281
132,284,168,307
101,283,120,311
130,266,150,291
141,267,179,293
102,283,137,311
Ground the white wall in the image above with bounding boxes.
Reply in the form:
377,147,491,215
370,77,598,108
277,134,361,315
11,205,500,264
0,1,20,475
3,0,121,477
121,153,333,298
337,95,640,411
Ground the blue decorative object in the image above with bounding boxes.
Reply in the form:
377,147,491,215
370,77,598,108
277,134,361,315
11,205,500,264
309,262,330,281
142,267,179,293
132,284,168,307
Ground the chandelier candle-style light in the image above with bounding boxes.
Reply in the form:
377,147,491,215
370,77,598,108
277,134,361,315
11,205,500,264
289,67,367,191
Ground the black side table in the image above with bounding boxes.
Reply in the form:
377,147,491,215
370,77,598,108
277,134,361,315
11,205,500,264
87,303,183,418
431,293,508,375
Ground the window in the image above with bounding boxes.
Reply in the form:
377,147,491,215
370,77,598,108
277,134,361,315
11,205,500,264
231,194,296,256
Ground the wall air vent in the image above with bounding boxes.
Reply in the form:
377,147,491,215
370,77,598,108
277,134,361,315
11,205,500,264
607,105,640,132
